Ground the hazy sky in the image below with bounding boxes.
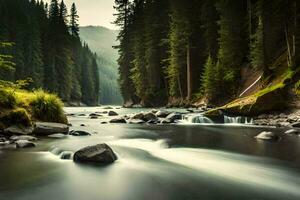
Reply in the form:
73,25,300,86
46,0,117,29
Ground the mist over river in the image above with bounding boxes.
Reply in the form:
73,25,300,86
1,107,300,200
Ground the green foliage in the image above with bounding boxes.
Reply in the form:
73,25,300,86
0,88,16,108
0,0,99,105
201,56,217,100
1,108,31,127
29,89,67,123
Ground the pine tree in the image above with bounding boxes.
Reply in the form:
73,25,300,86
70,3,79,37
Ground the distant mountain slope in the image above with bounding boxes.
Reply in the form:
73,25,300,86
80,26,119,64
80,26,123,105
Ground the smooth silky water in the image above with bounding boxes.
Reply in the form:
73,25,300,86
1,107,300,200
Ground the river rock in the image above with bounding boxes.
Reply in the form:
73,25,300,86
90,116,99,119
132,113,144,120
73,144,117,164
78,114,86,116
143,112,158,121
69,130,91,136
15,140,36,148
147,119,159,124
4,126,34,135
166,113,182,121
10,135,37,142
89,113,102,117
33,122,69,135
128,119,145,124
60,151,73,160
291,122,300,128
108,111,118,116
109,118,127,123
285,129,299,135
48,133,68,139
255,131,280,141
156,110,171,118
161,118,173,124
102,106,114,110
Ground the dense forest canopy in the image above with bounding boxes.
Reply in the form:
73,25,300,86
114,0,300,107
0,0,99,106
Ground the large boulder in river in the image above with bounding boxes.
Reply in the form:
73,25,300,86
166,113,182,121
132,113,144,120
15,140,36,148
33,122,69,135
156,110,171,118
108,111,118,116
143,112,158,121
255,131,280,141
109,117,127,124
4,126,34,135
73,144,117,164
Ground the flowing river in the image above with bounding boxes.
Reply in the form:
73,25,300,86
1,107,300,200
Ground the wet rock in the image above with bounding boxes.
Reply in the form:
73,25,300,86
151,109,158,114
285,129,299,135
161,118,173,124
69,130,91,136
90,116,99,119
255,131,280,141
34,122,69,135
100,122,108,124
4,126,34,135
10,135,37,142
128,119,145,124
132,113,144,120
291,122,300,128
0,141,10,146
102,106,114,109
15,140,36,148
156,110,171,118
60,151,73,160
108,111,118,116
143,112,158,121
80,124,86,127
78,114,86,116
166,113,182,121
89,113,102,117
73,144,117,164
48,133,68,139
147,119,159,124
109,118,127,124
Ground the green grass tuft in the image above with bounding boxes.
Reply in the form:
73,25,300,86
29,89,67,124
0,88,17,108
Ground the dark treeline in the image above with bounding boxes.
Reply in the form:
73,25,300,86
114,0,300,107
0,0,99,105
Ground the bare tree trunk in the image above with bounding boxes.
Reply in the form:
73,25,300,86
177,76,183,103
285,24,292,67
187,44,192,100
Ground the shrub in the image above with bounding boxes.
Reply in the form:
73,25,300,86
0,88,17,108
1,108,31,127
29,89,67,124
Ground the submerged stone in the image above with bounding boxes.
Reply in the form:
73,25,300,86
255,131,280,141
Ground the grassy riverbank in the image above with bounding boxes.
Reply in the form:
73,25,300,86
0,87,67,129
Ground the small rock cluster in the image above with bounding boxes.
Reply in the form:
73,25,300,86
253,110,300,128
108,110,183,125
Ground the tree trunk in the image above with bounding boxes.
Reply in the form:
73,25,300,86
187,44,192,100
